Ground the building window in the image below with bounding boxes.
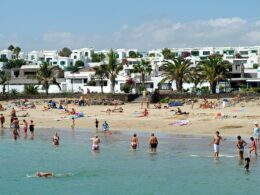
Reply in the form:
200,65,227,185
53,62,57,65
103,81,107,86
74,56,77,59
85,52,88,57
60,61,66,66
202,51,210,56
31,55,35,60
240,51,248,55
251,50,258,55
191,51,199,56
0,54,7,59
83,79,88,83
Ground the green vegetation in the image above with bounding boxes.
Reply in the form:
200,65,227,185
24,85,39,95
198,54,231,94
94,65,109,93
91,53,106,62
132,59,152,87
36,62,61,95
161,57,193,92
59,47,72,57
103,49,123,93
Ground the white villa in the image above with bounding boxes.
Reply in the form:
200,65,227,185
1,46,260,94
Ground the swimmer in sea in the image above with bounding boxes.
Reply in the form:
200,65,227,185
23,119,28,137
209,131,225,159
95,118,99,132
131,133,138,150
149,133,158,152
35,172,53,178
91,135,100,151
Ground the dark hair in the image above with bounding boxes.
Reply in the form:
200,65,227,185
250,137,254,141
133,134,136,137
151,133,154,136
237,136,241,140
216,131,219,134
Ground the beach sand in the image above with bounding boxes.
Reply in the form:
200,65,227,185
1,98,260,137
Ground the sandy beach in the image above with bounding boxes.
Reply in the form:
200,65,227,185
1,97,260,137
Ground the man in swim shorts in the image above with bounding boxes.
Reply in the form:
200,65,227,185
209,131,225,159
236,135,247,160
149,133,158,152
91,135,100,151
131,134,138,150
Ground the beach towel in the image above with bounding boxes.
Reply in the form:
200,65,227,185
168,101,183,107
169,120,189,126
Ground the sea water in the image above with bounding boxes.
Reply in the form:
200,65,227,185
0,128,259,195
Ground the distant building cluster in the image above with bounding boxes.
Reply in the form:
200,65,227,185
0,46,260,94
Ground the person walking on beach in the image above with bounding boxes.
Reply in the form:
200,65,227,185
149,133,158,152
209,131,225,159
249,137,258,157
236,136,247,160
253,122,259,142
23,119,28,137
131,133,139,150
0,113,5,128
95,118,99,132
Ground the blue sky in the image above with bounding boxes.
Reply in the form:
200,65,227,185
1,0,260,51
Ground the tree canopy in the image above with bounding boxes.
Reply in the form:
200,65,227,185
59,47,72,57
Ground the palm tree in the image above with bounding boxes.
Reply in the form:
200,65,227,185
94,65,109,93
187,66,205,91
198,54,231,94
104,49,123,93
13,47,21,59
160,57,193,92
36,62,61,95
132,59,152,87
0,71,10,94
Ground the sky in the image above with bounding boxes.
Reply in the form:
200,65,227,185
1,0,260,51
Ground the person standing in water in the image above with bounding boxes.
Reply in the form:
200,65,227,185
91,135,100,151
95,118,99,132
249,137,258,157
71,117,75,130
209,131,225,159
0,113,5,128
52,132,60,145
23,119,28,137
149,133,158,152
236,136,247,160
29,120,35,138
131,133,139,150
253,122,259,142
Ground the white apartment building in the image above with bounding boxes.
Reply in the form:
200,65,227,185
70,48,94,65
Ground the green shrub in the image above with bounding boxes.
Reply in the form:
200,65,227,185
160,97,170,103
24,85,39,95
87,80,96,86
121,83,131,93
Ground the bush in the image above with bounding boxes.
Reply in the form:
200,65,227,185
160,97,170,103
253,64,259,69
10,89,19,97
121,83,131,93
87,80,96,86
24,85,39,95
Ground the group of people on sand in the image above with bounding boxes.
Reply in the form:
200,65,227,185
209,122,259,171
